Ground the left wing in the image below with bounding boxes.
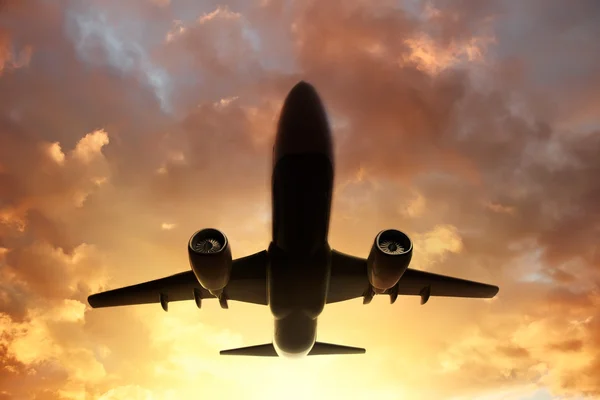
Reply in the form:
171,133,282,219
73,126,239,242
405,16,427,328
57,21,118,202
88,250,268,309
327,250,499,304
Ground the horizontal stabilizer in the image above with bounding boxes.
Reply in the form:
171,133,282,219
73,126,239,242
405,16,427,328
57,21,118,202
220,342,365,357
220,343,278,357
308,342,366,355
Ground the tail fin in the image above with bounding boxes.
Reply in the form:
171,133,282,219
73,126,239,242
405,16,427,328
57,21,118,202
220,343,278,357
308,342,365,355
220,342,365,357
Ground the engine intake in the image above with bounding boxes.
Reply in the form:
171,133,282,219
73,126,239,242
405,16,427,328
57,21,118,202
188,228,232,297
367,229,413,292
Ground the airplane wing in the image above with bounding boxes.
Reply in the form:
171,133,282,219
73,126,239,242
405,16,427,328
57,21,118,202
88,250,268,309
327,250,499,304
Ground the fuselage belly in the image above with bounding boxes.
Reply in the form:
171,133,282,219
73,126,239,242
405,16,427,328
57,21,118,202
267,82,334,358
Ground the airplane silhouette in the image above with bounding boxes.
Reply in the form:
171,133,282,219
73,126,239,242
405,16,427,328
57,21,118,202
88,81,499,358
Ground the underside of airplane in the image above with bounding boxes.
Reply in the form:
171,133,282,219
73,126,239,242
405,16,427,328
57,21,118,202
88,81,499,358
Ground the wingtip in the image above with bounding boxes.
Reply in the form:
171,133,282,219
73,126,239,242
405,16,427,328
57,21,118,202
87,293,100,308
488,285,500,298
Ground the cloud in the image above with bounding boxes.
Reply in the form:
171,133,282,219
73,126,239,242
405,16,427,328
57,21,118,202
0,300,106,399
71,129,110,164
97,385,155,400
0,28,32,76
411,224,464,269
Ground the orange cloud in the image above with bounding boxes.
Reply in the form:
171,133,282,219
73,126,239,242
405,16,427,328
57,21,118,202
0,29,32,77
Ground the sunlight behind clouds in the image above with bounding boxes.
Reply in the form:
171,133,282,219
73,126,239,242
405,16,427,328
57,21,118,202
46,142,66,165
72,129,109,164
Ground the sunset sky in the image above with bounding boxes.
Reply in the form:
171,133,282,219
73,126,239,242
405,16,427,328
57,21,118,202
1,0,599,399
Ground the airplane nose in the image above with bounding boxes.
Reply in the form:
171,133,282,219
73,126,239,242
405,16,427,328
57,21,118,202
273,81,333,165
286,81,320,105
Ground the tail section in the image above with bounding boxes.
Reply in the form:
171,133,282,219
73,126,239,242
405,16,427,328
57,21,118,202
220,343,278,357
308,342,366,355
220,342,365,357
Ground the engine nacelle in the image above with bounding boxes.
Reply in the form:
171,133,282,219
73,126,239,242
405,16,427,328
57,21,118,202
367,229,413,292
188,228,232,297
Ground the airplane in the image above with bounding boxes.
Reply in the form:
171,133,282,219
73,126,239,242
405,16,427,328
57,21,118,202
88,81,499,358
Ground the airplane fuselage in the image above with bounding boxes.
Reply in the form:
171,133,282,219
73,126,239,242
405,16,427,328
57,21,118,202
268,82,334,358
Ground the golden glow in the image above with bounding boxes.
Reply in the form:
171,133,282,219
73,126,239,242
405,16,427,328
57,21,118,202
47,142,66,165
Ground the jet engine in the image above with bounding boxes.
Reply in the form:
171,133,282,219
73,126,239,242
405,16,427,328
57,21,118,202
188,228,232,297
367,229,413,292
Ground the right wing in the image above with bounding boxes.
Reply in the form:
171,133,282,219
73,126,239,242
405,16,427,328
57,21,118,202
327,250,499,304
88,250,268,309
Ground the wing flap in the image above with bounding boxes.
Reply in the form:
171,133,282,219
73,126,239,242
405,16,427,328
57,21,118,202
327,250,370,304
224,250,269,305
